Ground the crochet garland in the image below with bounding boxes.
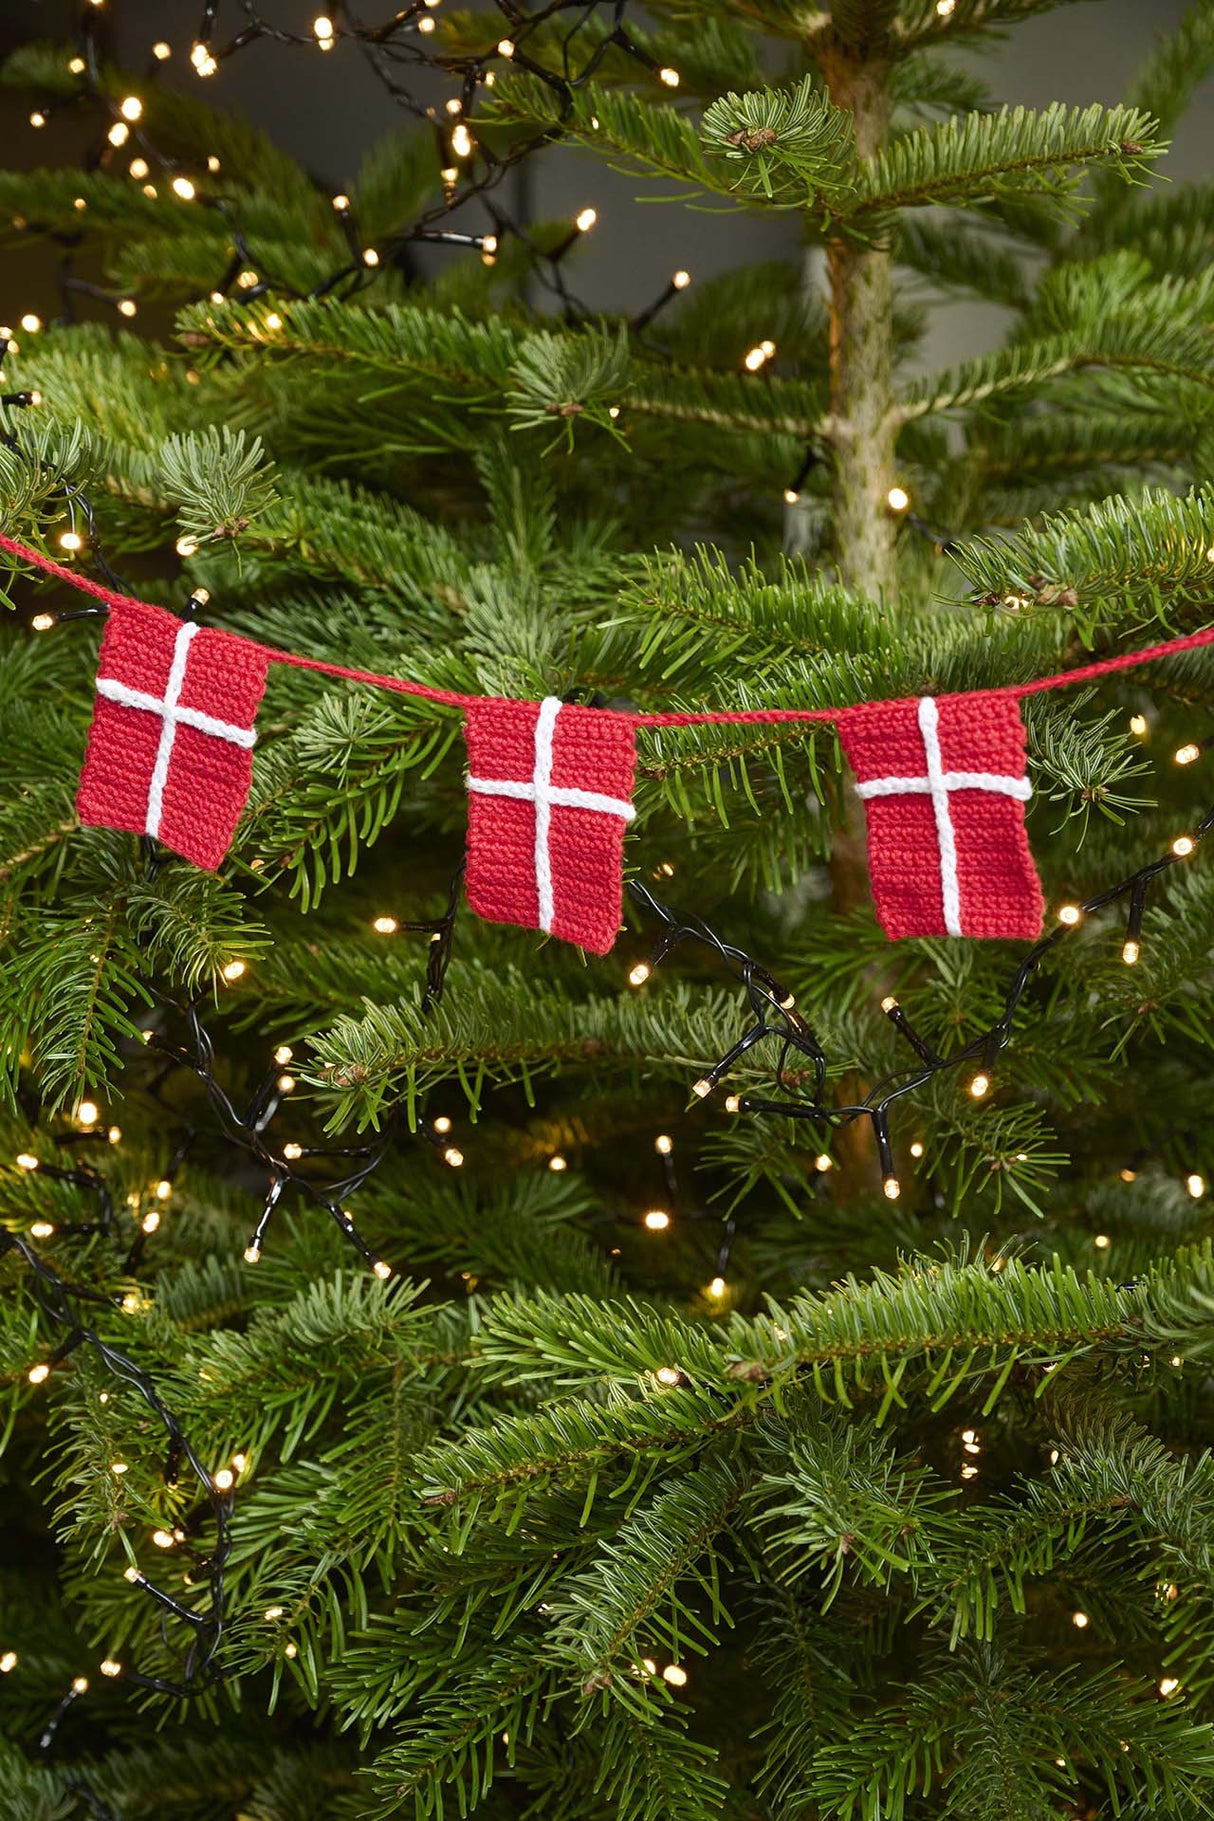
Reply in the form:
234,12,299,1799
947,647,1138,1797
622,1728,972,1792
4,532,1213,952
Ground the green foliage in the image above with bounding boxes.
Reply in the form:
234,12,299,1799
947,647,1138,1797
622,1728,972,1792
4,4,1214,1819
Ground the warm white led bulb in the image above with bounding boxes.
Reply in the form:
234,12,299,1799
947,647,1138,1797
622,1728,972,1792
886,486,910,512
659,67,679,87
575,207,597,232
644,1210,670,1231
120,95,143,121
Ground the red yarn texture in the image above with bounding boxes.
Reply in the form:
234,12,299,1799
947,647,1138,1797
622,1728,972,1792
77,597,268,870
837,692,1044,940
464,698,637,954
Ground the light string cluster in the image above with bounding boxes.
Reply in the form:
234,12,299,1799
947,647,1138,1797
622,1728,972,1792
15,1,696,337
625,764,1214,1219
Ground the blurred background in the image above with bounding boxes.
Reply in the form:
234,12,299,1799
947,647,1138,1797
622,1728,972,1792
1,1,1210,372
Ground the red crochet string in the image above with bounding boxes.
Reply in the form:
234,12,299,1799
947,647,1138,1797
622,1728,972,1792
4,533,1213,724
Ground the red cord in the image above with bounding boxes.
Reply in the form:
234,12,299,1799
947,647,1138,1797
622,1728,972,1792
4,532,1212,724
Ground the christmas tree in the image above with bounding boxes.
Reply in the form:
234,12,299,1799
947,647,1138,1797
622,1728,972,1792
5,2,1214,1815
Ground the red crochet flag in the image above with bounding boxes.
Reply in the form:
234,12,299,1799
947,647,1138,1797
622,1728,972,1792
77,597,268,870
464,697,637,954
837,692,1043,940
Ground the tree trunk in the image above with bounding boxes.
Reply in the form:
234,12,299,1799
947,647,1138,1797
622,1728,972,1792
820,42,898,604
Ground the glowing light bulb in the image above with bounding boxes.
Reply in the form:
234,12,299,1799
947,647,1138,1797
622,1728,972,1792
1057,904,1082,926
443,1146,464,1168
655,1366,680,1386
20,313,41,334
1129,713,1148,736
221,959,245,981
432,1116,452,1135
108,121,130,148
172,176,196,200
547,1154,567,1172
707,1276,726,1299
59,530,83,552
1094,1233,1111,1249
886,486,910,512
31,614,54,632
814,1154,833,1172
628,962,651,986
237,269,258,288
883,1175,901,1200
243,1245,261,1264
1159,1676,1181,1697
155,1179,173,1200
264,1606,284,1621
277,1074,295,1093
28,1363,50,1384
724,1094,741,1113
72,1676,89,1693
743,345,769,372
29,112,46,129
451,124,474,158
655,1135,673,1155
373,1260,392,1280
74,196,87,210
0,1653,17,1672
663,1662,688,1684
1175,743,1201,765
969,1073,990,1099
207,155,220,172
274,1045,293,1065
153,42,171,60
117,298,138,318
575,207,597,232
69,56,86,72
121,1293,140,1314
362,247,380,267
659,67,679,87
100,1658,122,1677
936,0,956,13
880,996,898,1013
213,1468,234,1491
232,1454,247,1473
332,193,350,212
1173,835,1195,857
141,1211,160,1234
313,15,334,46
142,183,158,197
441,167,458,184
210,291,225,305
691,1078,713,1098
1071,1611,1089,1629
284,1641,298,1658
1120,1167,1137,1182
418,14,435,30
111,1461,129,1476
672,269,691,289
644,1210,670,1231
482,234,498,255
783,489,801,505
152,1529,174,1548
498,37,515,56
191,42,218,76
77,1100,99,1126
30,1221,55,1239
264,312,281,330
176,535,198,557
909,1141,925,1159
1186,1173,1205,1199
120,95,143,122
1122,939,1140,965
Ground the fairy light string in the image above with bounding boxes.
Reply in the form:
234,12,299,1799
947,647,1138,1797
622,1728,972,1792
14,1,691,331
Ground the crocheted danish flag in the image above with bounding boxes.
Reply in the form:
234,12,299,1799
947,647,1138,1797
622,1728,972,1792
464,697,637,953
837,692,1043,940
77,597,268,870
